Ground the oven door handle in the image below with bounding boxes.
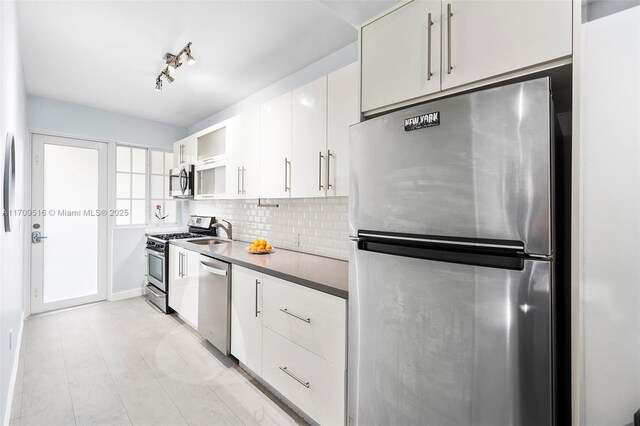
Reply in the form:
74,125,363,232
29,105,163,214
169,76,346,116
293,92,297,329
146,248,165,259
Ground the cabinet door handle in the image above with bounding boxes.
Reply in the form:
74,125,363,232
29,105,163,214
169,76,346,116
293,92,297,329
327,150,334,190
447,3,453,75
318,151,325,191
242,167,246,194
284,158,289,192
279,366,310,388
255,279,261,317
237,167,242,194
279,308,311,323
178,252,182,277
284,158,291,192
427,13,434,80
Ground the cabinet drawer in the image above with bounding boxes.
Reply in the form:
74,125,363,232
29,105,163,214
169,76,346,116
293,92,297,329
263,328,345,426
262,275,346,369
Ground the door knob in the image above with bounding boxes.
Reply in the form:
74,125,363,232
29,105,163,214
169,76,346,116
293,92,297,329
31,231,48,243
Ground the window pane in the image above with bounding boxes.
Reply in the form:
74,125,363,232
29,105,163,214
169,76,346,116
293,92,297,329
131,199,146,225
165,153,174,174
131,148,146,173
131,174,146,199
116,173,130,198
151,151,164,175
116,146,131,172
116,199,130,225
150,175,163,200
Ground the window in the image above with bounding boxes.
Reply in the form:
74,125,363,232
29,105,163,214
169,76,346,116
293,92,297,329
116,146,147,225
150,150,175,225
116,146,175,227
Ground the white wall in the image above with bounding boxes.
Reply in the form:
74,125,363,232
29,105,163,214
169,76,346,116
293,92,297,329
0,0,28,423
188,41,357,135
27,95,186,148
581,5,640,425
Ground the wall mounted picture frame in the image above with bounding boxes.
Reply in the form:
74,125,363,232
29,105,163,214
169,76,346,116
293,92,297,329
4,132,15,232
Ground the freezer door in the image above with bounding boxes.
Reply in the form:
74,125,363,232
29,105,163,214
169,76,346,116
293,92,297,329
348,247,553,426
350,78,553,255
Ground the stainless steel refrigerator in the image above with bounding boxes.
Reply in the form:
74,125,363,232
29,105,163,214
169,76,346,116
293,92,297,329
349,78,559,426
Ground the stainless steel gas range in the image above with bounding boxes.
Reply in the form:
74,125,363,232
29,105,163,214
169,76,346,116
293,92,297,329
145,216,216,313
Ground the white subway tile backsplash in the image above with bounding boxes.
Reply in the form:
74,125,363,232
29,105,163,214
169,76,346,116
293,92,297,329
189,197,349,260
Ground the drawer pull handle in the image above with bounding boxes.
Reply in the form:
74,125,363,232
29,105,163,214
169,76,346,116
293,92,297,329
279,308,310,323
279,366,310,388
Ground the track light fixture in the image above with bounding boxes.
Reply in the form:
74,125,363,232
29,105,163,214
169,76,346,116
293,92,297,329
154,42,195,91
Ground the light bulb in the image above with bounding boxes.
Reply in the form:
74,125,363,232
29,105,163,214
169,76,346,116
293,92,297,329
186,51,196,65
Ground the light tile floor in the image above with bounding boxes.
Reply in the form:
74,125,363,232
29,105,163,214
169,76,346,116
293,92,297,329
10,297,306,426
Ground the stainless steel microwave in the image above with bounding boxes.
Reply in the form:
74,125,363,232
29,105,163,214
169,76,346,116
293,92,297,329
169,165,194,198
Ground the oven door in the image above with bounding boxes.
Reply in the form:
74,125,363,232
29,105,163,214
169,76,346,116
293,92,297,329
169,166,194,198
146,248,167,292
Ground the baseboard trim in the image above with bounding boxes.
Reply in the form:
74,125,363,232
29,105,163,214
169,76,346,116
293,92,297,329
4,312,24,426
110,287,144,301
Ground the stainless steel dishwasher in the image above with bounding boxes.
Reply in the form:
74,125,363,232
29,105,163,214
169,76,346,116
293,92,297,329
198,255,231,355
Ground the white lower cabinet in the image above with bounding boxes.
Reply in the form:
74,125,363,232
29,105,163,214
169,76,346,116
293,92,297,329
231,265,263,376
168,246,200,328
262,274,346,369
230,266,347,425
263,328,345,426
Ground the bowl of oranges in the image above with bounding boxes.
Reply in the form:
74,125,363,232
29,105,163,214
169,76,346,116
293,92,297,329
248,239,274,254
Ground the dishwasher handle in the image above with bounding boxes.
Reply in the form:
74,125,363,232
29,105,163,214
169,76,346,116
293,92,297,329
200,262,228,276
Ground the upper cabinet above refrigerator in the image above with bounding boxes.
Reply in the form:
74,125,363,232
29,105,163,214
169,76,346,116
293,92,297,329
361,0,442,113
441,0,572,90
361,0,573,115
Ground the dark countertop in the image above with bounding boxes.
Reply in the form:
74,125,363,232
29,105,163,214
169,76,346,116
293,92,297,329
170,238,349,299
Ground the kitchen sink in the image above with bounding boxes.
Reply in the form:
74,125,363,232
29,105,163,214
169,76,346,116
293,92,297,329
187,238,231,246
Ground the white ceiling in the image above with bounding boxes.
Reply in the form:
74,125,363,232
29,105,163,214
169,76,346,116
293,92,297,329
17,1,397,128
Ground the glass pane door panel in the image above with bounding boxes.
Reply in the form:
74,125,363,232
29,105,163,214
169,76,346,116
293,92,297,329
197,165,226,196
42,144,99,303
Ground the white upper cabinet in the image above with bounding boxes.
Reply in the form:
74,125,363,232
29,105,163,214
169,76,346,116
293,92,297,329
197,126,227,162
361,0,573,113
361,0,442,113
327,62,359,197
441,0,572,90
227,107,260,199
260,91,292,199
291,76,328,198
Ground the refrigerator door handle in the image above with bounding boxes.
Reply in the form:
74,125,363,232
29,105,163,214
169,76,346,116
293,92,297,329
358,232,524,251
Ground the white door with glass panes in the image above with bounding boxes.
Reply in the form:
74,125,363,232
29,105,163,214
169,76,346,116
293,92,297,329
31,134,108,313
150,150,175,224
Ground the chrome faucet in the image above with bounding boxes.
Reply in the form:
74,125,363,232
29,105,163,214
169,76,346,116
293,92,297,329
212,219,232,240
